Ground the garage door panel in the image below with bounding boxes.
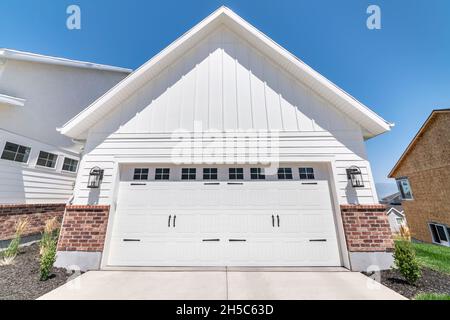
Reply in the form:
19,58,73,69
114,210,173,235
198,241,223,263
170,213,199,235
299,212,336,234
108,238,169,266
306,241,341,264
108,179,342,267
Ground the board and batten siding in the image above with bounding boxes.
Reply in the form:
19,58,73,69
0,129,77,204
72,26,378,205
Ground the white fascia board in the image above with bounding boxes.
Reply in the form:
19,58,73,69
0,48,132,74
0,93,26,107
60,6,392,139
386,207,405,217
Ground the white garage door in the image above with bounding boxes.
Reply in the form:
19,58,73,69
107,174,342,267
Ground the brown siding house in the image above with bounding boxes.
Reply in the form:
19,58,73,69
389,109,450,246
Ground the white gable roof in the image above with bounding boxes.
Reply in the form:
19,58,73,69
59,6,392,139
386,207,405,217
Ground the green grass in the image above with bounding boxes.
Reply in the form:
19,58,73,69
414,293,450,300
412,242,450,274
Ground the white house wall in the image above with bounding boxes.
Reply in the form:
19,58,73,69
73,26,378,205
0,129,78,204
0,59,128,152
0,55,129,204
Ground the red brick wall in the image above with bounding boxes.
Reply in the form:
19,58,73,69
57,205,110,252
340,205,394,252
0,204,65,240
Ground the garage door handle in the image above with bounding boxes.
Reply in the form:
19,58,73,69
168,215,171,227
229,239,247,242
203,239,220,242
277,215,280,227
123,239,141,242
310,239,327,242
173,215,176,228
272,215,275,227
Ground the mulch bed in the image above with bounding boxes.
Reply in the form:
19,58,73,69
0,243,76,300
365,267,450,299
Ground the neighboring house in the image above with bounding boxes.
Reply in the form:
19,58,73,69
55,7,394,271
389,109,450,247
380,193,406,233
0,49,131,204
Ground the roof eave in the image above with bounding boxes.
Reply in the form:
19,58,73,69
0,93,26,107
0,48,132,74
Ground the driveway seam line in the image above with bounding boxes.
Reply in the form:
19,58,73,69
226,267,229,300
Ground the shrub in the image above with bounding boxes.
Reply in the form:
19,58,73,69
40,217,59,256
39,218,60,281
393,240,421,285
0,218,29,266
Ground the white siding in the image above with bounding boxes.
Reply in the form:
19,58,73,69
0,129,77,204
73,26,378,205
0,56,128,204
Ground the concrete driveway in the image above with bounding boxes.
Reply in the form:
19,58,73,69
39,268,406,300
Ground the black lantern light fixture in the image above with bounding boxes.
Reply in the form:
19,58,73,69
346,166,364,188
88,167,104,188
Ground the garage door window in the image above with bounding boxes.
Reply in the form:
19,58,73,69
182,168,196,180
203,168,217,180
133,168,149,180
229,168,244,180
250,168,265,180
299,167,315,180
277,168,293,180
155,168,170,180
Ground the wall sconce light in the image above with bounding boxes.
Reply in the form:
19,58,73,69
346,166,364,188
88,167,104,189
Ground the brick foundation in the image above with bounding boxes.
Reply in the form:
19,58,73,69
340,204,394,252
57,205,110,252
0,204,65,240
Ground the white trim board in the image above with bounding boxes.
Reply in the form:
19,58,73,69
0,48,132,74
0,93,26,107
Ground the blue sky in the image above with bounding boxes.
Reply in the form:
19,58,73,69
1,0,449,196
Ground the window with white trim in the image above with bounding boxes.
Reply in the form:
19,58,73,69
203,168,217,180
277,168,293,180
250,168,265,180
429,223,450,246
133,168,149,180
396,178,413,200
182,168,196,180
229,168,244,180
36,151,58,168
1,142,31,163
62,157,79,172
155,168,170,180
299,167,315,180
396,217,404,225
